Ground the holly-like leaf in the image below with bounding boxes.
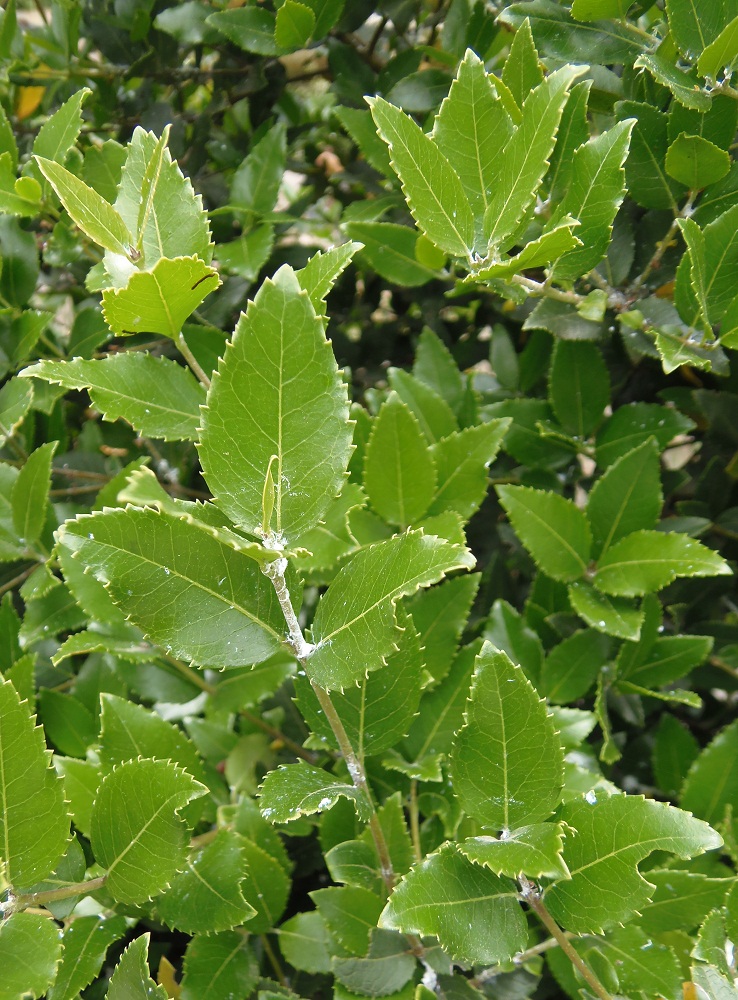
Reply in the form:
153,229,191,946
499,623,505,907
483,65,585,252
32,87,91,172
275,0,315,49
548,340,610,438
91,759,206,904
652,714,699,799
308,530,474,689
593,530,730,596
295,606,424,756
388,368,458,444
10,440,55,548
101,256,220,338
458,822,569,880
550,119,634,280
259,761,371,823
47,915,127,1000
238,836,290,932
278,912,332,974
113,127,212,269
363,393,437,527
676,204,738,331
0,912,62,1000
157,830,256,933
379,843,526,965
665,0,732,61
0,679,69,888
599,925,683,999
596,401,695,467
497,484,592,582
199,264,351,544
540,629,610,703
413,327,465,415
452,643,564,831
428,419,510,520
107,935,168,1000
698,14,738,79
21,354,206,441
311,885,385,956
59,508,285,668
368,96,475,259
635,52,711,111
232,123,286,215
667,133,731,190
544,793,722,933
296,242,361,312
569,581,644,640
616,102,684,211
345,221,440,287
432,49,514,229
407,572,480,684
180,932,259,1000
587,438,662,559
681,718,738,825
34,155,132,257
332,928,417,996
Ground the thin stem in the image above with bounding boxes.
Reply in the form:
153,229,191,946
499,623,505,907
240,707,317,763
261,933,288,986
512,274,586,306
6,875,108,915
176,331,211,390
0,564,36,598
162,652,216,694
261,555,394,888
409,780,422,862
311,680,394,888
522,881,613,1000
631,191,696,291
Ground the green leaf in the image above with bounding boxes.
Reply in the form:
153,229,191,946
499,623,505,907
693,965,738,1000
599,925,683,999
98,694,206,783
497,484,591,582
0,912,62,1000
232,123,287,216
624,634,713,687
485,599,545,686
452,642,564,830
38,690,97,759
548,340,610,438
593,530,730,596
216,224,274,281
199,264,351,544
571,0,637,18
33,88,91,168
368,96,474,259
666,0,732,61
275,0,315,49
91,759,205,904
682,718,738,824
428,419,510,520
259,761,371,823
403,640,481,761
345,222,440,287
483,65,584,251
0,679,69,888
308,530,474,689
180,932,259,1000
296,242,361,311
568,580,644,640
413,328,465,415
666,133,731,189
458,822,569,880
207,7,279,54
21,354,205,442
0,152,41,217
502,0,646,61
549,120,634,280
698,14,738,79
653,714,700,799
379,843,526,965
294,483,362,573
332,928,417,996
635,52,711,111
540,629,610,703
294,605,424,756
616,101,684,211
157,829,257,932
241,837,292,934
311,885,385,956
363,393,437,527
407,573,480,684
34,155,132,257
544,793,722,933
11,440,55,547
596,401,695,467
107,935,168,1000
467,218,581,280
47,916,127,1000
637,870,734,934
0,378,32,448
388,368,457,444
676,204,738,330
59,508,285,667
587,438,663,558
502,18,544,109
114,127,212,270
432,49,514,229
278,912,332,974
101,256,220,338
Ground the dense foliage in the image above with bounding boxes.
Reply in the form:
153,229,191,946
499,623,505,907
1,1,738,998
